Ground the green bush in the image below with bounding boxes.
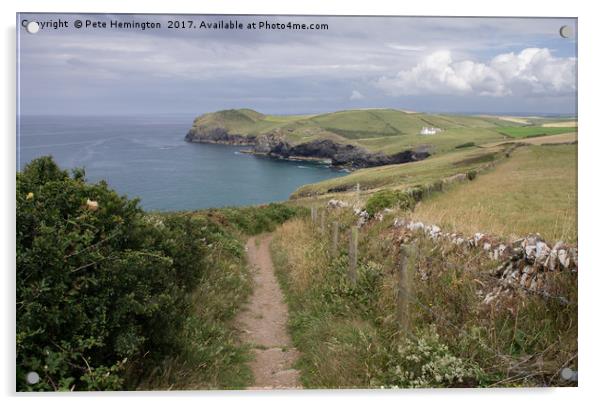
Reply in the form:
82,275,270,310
16,157,209,391
216,203,303,235
365,190,398,216
365,189,418,217
467,170,477,181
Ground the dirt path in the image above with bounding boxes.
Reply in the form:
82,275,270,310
236,234,301,389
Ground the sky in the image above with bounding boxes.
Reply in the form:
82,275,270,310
17,14,577,116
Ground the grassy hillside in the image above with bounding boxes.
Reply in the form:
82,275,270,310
292,144,505,197
413,144,577,243
290,139,576,245
191,109,575,155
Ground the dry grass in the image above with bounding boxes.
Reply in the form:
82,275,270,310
292,145,504,198
481,132,577,147
271,218,329,293
270,210,577,387
543,121,577,128
413,144,577,243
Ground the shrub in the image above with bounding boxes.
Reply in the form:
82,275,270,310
216,203,303,235
381,327,481,388
467,170,477,181
365,189,419,217
16,157,208,391
455,142,476,149
365,190,399,216
405,186,424,203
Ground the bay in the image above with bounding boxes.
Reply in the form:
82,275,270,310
17,114,347,211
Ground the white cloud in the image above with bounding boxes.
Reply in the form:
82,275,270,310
375,48,576,97
350,90,364,100
386,43,425,52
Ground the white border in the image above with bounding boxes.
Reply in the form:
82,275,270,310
2,1,600,404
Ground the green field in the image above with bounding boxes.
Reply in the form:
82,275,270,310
191,109,554,154
496,126,575,139
192,108,576,156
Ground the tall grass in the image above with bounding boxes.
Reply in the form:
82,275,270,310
270,208,577,388
413,144,577,243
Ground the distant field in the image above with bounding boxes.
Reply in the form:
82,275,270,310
497,126,575,139
543,120,577,128
412,144,577,243
190,108,525,154
291,145,505,198
482,132,577,147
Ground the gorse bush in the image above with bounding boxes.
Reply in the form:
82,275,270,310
17,157,207,390
17,157,298,391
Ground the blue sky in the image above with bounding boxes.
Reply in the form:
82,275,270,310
17,14,577,115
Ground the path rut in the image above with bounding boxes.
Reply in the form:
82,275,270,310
236,234,301,389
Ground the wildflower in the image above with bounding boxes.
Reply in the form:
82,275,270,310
86,199,99,211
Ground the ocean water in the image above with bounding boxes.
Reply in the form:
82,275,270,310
17,115,347,211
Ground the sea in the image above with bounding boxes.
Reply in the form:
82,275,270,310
17,115,347,211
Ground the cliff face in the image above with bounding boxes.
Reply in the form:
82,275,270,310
185,126,429,169
185,127,256,145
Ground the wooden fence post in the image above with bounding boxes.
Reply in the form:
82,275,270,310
320,210,325,234
331,221,339,256
311,206,317,223
355,183,360,203
348,226,359,285
397,244,415,331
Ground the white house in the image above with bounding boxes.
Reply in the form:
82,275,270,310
420,126,442,135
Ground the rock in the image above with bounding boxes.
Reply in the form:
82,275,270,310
408,221,424,232
185,126,256,145
558,249,570,269
493,246,501,261
520,272,531,287
375,213,384,222
186,117,430,169
356,210,369,226
535,241,551,264
393,218,405,228
327,199,349,209
524,244,537,260
427,225,441,239
523,265,536,275
444,173,468,184
545,249,558,271
483,242,492,251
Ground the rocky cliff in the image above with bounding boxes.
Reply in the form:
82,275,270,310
185,127,429,169
185,127,256,146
